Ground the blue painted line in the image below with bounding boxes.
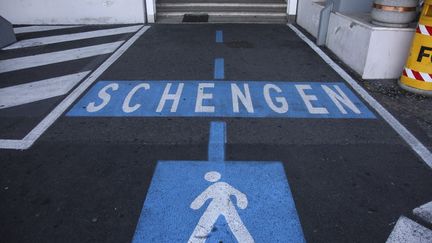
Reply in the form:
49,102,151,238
216,30,223,43
214,58,224,79
208,122,226,162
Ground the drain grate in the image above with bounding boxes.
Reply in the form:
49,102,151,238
182,14,209,23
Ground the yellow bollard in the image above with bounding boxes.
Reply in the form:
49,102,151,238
399,0,432,95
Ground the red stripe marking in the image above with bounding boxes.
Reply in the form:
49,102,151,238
413,70,424,81
426,25,432,35
403,69,408,77
417,27,421,33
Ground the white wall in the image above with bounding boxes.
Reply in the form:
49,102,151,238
145,0,156,23
364,30,414,79
0,0,146,25
326,13,371,76
287,0,299,15
326,12,415,79
297,0,325,37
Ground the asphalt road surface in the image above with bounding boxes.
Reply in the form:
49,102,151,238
0,24,431,243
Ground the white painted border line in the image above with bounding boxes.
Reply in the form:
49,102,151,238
0,139,32,150
0,71,90,109
4,25,142,50
0,41,124,73
13,25,80,34
0,26,150,150
288,24,432,169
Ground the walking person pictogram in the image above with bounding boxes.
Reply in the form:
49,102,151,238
188,171,254,243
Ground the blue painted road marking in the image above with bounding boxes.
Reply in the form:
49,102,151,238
216,30,223,43
67,81,376,119
214,58,225,79
132,122,306,242
208,122,226,161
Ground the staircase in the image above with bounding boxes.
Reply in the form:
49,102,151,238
156,0,288,24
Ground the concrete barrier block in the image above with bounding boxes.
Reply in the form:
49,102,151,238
0,16,16,48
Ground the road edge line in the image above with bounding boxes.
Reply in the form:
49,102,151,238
0,25,151,150
288,24,432,169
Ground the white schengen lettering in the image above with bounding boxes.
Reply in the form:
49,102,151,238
156,83,184,112
189,171,254,243
295,84,329,115
231,83,254,113
70,81,375,119
86,83,118,112
321,85,361,114
122,83,150,113
263,84,288,114
195,83,215,113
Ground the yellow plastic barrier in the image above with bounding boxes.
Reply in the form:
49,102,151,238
399,0,432,95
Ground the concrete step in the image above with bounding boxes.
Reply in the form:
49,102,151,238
159,0,285,3
155,0,288,24
156,12,287,24
157,3,287,13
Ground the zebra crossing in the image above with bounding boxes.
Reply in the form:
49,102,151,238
0,72,90,109
4,25,141,50
0,41,124,73
12,25,80,34
0,24,146,148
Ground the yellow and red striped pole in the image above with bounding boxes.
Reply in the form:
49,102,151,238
399,0,432,95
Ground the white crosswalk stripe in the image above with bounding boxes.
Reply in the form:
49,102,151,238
4,25,141,50
413,201,432,224
0,24,145,149
0,41,124,73
0,71,90,109
387,216,432,242
13,25,80,34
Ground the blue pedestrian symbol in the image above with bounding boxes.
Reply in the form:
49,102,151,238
132,122,305,242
